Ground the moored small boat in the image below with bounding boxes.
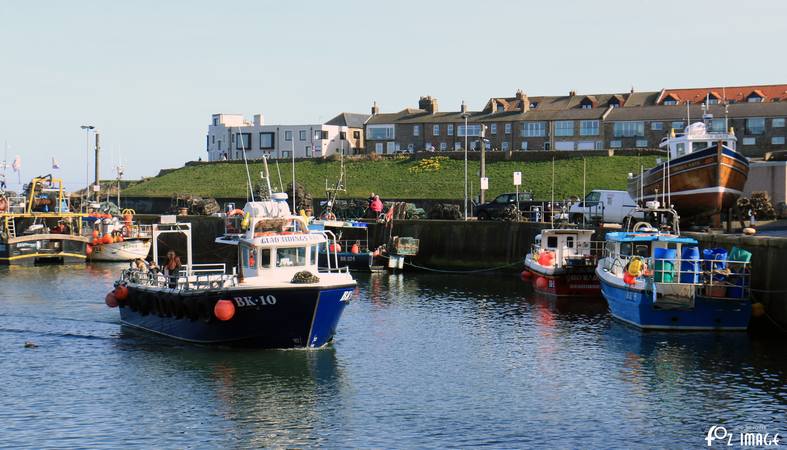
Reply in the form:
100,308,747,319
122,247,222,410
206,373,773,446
596,204,752,330
310,219,385,272
86,210,152,262
523,228,600,297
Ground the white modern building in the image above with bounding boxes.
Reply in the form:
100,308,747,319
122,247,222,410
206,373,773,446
206,113,356,161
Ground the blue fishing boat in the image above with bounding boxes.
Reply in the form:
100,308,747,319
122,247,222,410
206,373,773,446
596,204,752,330
310,219,385,272
106,160,355,348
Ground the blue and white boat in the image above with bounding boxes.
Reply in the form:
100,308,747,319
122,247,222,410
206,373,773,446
596,204,751,330
108,161,355,348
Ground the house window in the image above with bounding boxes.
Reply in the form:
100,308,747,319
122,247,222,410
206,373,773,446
530,102,538,109
635,139,648,148
747,94,763,103
218,141,222,150
407,144,414,152
555,121,574,137
458,124,482,136
454,142,462,150
490,124,497,134
707,98,719,105
746,118,765,135
497,105,505,113
433,124,440,136
522,121,546,137
742,137,756,145
447,124,454,136
610,140,622,148
282,150,291,158
353,130,360,139
521,141,528,150
285,131,293,141
413,125,420,136
367,126,394,140
424,142,433,151
439,142,447,151
235,133,251,150
613,121,644,137
609,100,620,108
212,135,215,143
321,130,328,140
595,141,603,150
671,121,684,131
375,143,383,154
314,130,322,140
340,131,347,140
581,103,592,109
543,142,551,151
505,123,512,134
663,98,678,106
502,141,509,151
773,118,785,128
772,136,785,145
710,119,726,132
305,146,312,157
299,130,306,141
259,132,274,149
213,117,219,126
580,120,599,136
651,122,663,131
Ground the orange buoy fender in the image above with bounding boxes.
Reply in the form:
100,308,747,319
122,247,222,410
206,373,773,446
623,272,636,285
105,292,118,308
114,285,129,301
535,276,548,290
350,243,360,254
102,234,113,244
214,299,235,321
86,244,93,256
520,270,532,281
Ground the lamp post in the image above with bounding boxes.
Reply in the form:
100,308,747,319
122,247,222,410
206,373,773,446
461,112,470,220
480,124,488,204
291,130,296,213
80,125,94,204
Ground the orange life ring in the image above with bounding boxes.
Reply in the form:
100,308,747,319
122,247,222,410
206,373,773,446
0,197,7,212
254,231,276,237
228,209,244,216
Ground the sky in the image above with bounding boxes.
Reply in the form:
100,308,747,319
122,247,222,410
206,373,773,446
1,0,786,191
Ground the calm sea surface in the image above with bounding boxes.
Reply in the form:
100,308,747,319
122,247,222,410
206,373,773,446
1,264,784,448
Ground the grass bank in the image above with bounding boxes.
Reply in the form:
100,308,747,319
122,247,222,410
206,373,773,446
123,155,658,200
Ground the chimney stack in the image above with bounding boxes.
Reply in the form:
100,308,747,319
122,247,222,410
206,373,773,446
419,96,438,114
371,101,380,115
253,114,264,126
460,100,468,114
516,89,529,112
569,90,576,97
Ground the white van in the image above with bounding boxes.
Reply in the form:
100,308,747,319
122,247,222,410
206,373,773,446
569,190,641,224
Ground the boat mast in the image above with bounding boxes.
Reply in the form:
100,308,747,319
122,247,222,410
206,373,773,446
236,126,255,203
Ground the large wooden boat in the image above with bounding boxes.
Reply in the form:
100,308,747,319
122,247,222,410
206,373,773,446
627,119,749,220
0,175,88,265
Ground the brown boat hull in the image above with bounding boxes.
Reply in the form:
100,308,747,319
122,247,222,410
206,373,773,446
628,144,749,218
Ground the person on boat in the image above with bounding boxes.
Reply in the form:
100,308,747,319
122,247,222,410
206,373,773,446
163,251,182,288
370,195,383,217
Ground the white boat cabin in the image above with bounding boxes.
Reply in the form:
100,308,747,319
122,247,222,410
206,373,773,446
659,119,736,160
532,229,595,269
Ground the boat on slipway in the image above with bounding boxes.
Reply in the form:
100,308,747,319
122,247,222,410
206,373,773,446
523,228,600,297
596,204,752,330
106,162,355,348
86,209,152,262
627,116,749,221
0,175,88,265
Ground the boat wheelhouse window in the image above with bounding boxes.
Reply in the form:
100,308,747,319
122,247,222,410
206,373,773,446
692,141,708,152
242,247,257,268
620,242,632,256
675,143,686,157
311,245,318,265
635,245,649,257
259,249,271,268
566,236,574,248
547,236,558,248
276,247,306,267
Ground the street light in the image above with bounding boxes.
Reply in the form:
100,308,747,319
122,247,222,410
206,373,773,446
80,125,94,204
461,111,470,220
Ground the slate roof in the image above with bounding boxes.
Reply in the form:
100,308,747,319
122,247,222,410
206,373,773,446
325,112,371,128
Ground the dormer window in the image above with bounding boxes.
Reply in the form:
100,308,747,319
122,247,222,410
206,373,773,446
662,94,679,106
707,92,720,105
747,91,764,103
530,102,538,109
581,104,592,109
608,100,620,108
497,105,505,113
579,97,596,109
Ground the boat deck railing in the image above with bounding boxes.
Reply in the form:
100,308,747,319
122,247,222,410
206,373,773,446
120,264,238,290
604,255,751,300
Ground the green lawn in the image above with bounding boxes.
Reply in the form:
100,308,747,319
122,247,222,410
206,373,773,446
122,155,658,200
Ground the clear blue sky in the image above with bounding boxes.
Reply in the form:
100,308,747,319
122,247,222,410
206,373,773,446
1,0,785,191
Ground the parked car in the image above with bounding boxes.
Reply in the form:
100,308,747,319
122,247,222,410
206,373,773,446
475,192,562,221
568,189,643,224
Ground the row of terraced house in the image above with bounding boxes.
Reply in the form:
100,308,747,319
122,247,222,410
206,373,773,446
206,83,787,161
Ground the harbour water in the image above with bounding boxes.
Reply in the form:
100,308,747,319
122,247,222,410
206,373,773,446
1,265,785,448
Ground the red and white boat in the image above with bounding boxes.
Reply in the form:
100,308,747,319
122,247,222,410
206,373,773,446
523,228,600,297
627,118,749,221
